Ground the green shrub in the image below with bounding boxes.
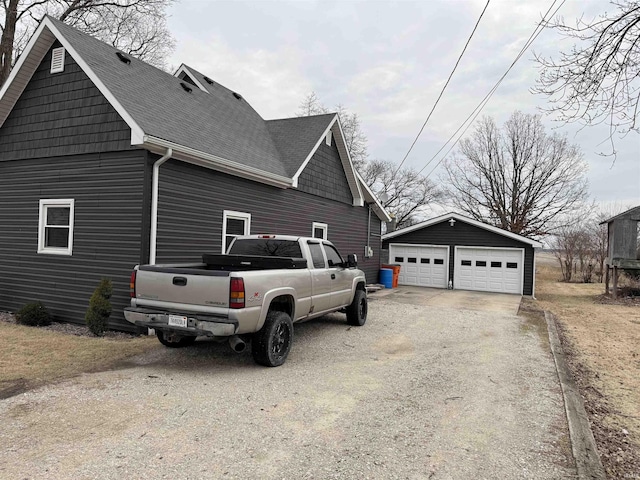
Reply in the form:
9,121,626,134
16,301,52,326
85,278,113,336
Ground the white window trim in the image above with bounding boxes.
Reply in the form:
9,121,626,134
38,199,75,255
325,130,332,146
312,222,328,240
222,210,251,253
50,47,65,74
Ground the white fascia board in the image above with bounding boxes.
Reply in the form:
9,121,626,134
143,136,293,189
0,22,55,128
332,117,364,205
37,18,145,146
173,64,209,93
356,170,392,222
290,115,364,206
382,212,543,248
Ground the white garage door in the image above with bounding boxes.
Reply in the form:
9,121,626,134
455,247,523,294
388,244,448,288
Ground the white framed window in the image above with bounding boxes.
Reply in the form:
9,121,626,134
223,210,251,253
325,130,332,146
312,222,328,240
38,199,75,255
50,47,65,73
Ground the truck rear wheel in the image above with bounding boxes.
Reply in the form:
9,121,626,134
156,330,197,348
346,289,367,326
252,311,293,367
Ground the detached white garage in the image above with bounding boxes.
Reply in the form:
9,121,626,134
382,213,542,296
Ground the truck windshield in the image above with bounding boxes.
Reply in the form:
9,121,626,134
229,239,303,258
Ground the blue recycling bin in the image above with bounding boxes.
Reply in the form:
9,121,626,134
379,268,393,288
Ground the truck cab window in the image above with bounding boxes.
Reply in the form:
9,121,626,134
323,244,343,267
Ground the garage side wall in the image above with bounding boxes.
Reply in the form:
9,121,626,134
383,220,535,295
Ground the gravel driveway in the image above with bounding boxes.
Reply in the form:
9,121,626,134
0,293,576,479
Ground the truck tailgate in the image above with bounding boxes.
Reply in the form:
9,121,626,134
134,266,230,309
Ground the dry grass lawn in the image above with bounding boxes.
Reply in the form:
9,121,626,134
534,254,640,478
0,322,157,399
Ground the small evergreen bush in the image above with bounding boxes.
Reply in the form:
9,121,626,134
16,301,52,326
85,278,113,336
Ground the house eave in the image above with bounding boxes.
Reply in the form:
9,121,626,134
142,136,293,189
356,171,392,222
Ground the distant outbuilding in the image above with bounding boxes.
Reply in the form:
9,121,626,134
600,206,640,298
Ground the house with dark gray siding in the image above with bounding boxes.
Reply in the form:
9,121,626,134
0,17,390,331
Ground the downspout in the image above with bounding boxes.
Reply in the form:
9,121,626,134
367,203,371,257
149,148,173,265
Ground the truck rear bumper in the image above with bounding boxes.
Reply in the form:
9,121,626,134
124,307,238,337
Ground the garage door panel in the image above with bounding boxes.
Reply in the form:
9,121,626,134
456,247,523,295
389,245,448,288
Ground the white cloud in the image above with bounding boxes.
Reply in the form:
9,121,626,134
166,0,639,204
171,34,312,119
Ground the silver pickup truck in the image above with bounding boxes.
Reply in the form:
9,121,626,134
124,235,368,366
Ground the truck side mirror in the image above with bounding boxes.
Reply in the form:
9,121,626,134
347,254,358,268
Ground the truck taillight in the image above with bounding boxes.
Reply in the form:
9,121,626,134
230,277,245,309
130,270,136,298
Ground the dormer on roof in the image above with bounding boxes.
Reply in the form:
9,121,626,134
173,64,210,93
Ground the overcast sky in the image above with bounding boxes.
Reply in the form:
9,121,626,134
167,0,639,215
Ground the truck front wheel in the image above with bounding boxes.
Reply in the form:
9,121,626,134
346,289,368,326
252,311,293,367
156,330,197,348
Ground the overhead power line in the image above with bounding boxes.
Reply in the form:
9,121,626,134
393,0,490,175
418,0,566,179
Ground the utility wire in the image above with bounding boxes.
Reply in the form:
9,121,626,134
418,0,566,179
393,0,490,175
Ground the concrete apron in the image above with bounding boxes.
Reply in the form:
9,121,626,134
372,286,523,315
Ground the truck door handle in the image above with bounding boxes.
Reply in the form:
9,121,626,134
173,277,187,286
331,274,336,280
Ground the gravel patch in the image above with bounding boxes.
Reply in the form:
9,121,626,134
0,296,576,479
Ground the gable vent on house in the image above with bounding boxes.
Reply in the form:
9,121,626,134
181,82,193,93
232,92,243,100
116,52,131,64
50,47,65,73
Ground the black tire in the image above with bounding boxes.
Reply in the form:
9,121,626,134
251,311,293,367
156,330,197,348
346,289,367,326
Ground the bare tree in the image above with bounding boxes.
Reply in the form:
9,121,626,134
363,159,443,229
297,92,368,170
533,1,640,154
552,224,583,282
442,111,589,238
1,0,176,86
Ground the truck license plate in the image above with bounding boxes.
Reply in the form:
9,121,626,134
168,315,188,328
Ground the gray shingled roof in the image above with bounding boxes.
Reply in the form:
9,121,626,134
48,16,332,179
266,114,336,177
